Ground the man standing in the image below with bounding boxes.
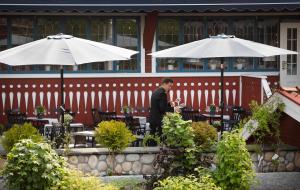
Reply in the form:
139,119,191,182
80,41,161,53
149,78,180,136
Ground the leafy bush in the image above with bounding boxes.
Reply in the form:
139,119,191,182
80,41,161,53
192,122,217,147
142,134,161,147
214,130,255,190
53,169,118,190
154,174,221,190
162,113,194,148
3,139,67,190
95,120,136,152
1,122,43,152
249,100,285,143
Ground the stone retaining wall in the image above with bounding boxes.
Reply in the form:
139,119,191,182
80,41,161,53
62,145,300,176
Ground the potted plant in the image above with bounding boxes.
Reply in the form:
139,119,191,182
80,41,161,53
209,59,218,70
122,106,133,116
36,105,46,119
209,104,216,115
236,58,245,70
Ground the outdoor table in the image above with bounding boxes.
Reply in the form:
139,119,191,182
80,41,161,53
27,117,58,124
73,130,96,147
44,123,84,136
202,114,230,125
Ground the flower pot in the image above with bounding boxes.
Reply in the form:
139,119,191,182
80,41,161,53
210,63,217,70
236,63,243,70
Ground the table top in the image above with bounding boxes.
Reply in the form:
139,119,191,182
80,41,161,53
27,117,58,123
73,130,95,137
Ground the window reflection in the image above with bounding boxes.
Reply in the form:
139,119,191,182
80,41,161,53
0,18,9,71
11,17,34,72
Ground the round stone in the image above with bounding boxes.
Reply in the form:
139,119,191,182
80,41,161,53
99,155,107,161
115,154,125,163
277,163,286,172
91,170,99,176
106,155,114,166
251,153,258,162
142,165,155,175
140,154,155,164
132,161,142,174
68,156,78,165
97,161,108,171
286,163,295,171
114,164,122,174
126,154,140,161
78,156,85,163
264,152,274,162
286,152,295,162
295,152,300,168
88,155,98,169
122,162,132,172
78,163,91,173
279,151,287,157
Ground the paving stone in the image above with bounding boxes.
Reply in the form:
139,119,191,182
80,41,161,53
294,152,300,168
99,155,107,161
140,154,155,164
97,161,108,171
285,152,295,162
126,154,140,161
132,161,142,174
68,156,78,165
122,162,132,172
115,154,125,163
88,155,98,169
142,165,155,174
286,163,295,172
264,152,274,162
114,164,122,174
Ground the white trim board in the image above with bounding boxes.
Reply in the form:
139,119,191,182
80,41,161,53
274,92,300,123
0,72,279,79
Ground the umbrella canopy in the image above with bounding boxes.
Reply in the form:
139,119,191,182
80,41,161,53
150,34,297,58
150,34,298,134
0,33,138,66
0,33,138,131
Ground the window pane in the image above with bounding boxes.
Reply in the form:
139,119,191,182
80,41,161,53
257,19,279,70
11,17,34,72
115,19,138,71
0,17,9,71
207,18,229,36
233,19,255,70
37,17,61,71
90,19,113,71
182,19,204,71
66,18,87,71
157,19,179,71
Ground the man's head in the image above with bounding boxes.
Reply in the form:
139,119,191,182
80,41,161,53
161,78,174,92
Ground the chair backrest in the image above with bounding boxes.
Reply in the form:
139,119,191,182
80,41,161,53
98,111,117,122
182,110,200,121
232,106,245,121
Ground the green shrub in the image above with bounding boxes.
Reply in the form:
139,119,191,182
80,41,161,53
192,122,217,147
1,122,43,152
3,139,67,190
214,130,256,190
53,169,118,190
95,120,136,152
162,113,194,148
154,174,221,190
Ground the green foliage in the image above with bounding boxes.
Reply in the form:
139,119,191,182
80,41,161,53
3,139,67,190
122,106,133,114
192,122,217,148
53,169,118,190
36,105,45,114
0,123,4,135
1,122,43,152
162,113,194,148
142,134,161,147
154,174,221,190
249,100,285,143
109,178,143,190
214,130,256,190
209,104,216,113
95,120,136,153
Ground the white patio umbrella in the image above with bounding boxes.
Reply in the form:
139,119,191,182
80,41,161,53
0,33,138,127
150,34,297,133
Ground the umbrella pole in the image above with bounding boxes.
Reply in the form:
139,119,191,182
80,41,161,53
60,65,65,135
220,57,224,135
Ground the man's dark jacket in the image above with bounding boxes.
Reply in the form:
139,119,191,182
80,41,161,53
149,87,173,126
